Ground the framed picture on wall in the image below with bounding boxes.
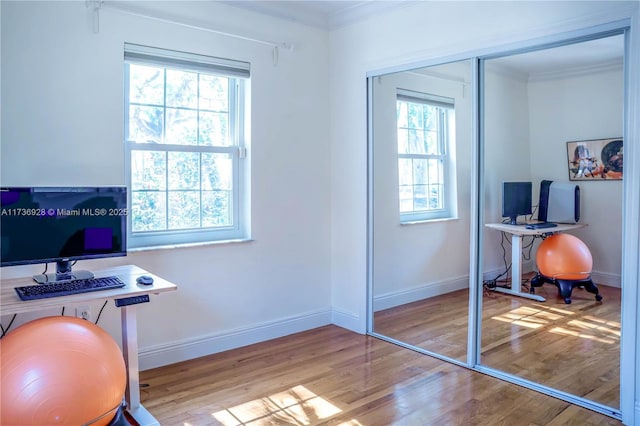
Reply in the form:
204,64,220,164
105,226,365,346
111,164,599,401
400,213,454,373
566,138,623,181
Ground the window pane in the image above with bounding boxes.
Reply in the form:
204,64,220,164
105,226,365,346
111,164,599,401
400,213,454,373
423,105,438,131
132,191,166,232
166,108,198,145
168,152,200,190
428,158,443,183
128,105,163,143
199,112,230,146
200,75,229,111
202,190,231,227
166,69,197,108
398,159,413,186
399,186,413,213
429,184,443,209
396,101,407,128
397,129,409,154
131,150,166,190
129,64,164,105
413,185,429,211
425,130,439,155
413,159,428,185
407,103,423,129
168,190,200,229
202,153,232,191
408,129,425,154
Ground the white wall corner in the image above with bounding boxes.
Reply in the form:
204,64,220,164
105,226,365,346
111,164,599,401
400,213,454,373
331,307,364,334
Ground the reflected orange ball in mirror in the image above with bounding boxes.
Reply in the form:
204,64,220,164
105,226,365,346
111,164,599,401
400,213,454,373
536,233,592,280
0,316,126,426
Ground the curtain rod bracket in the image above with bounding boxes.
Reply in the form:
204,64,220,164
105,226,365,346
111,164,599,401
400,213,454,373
86,0,104,34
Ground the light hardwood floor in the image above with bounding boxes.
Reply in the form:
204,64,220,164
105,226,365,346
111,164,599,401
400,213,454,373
481,282,620,408
374,279,620,409
140,324,622,425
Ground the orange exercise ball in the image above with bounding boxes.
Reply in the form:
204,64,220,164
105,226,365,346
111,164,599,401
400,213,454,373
0,316,126,426
536,233,592,280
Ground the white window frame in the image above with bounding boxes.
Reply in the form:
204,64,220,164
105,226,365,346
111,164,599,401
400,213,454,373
397,89,457,223
124,43,250,248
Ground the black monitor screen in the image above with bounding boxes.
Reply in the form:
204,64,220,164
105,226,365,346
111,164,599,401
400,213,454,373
502,181,532,225
0,187,127,267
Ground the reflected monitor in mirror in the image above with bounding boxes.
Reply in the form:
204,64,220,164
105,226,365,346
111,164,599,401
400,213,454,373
502,181,532,225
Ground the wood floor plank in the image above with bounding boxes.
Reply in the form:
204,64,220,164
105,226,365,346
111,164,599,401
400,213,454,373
140,325,621,425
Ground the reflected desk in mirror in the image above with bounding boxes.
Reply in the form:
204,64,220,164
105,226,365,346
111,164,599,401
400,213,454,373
484,222,587,301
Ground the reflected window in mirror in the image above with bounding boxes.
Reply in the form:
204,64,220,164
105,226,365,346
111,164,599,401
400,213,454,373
397,90,456,222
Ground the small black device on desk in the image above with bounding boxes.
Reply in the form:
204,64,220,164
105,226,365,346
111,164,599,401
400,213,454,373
136,275,154,285
526,222,558,230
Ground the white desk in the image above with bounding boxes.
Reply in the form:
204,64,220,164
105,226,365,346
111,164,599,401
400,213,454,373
0,264,177,426
485,222,586,301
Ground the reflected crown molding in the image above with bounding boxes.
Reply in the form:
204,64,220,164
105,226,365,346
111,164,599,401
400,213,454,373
528,57,624,82
484,61,529,83
485,58,623,83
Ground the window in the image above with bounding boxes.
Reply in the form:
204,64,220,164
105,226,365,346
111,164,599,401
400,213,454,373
396,90,456,222
124,44,249,248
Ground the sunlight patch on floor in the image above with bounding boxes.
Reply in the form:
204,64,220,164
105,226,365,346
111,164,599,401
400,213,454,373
211,384,342,425
582,314,621,328
550,318,620,344
530,303,574,315
490,305,566,329
491,304,617,343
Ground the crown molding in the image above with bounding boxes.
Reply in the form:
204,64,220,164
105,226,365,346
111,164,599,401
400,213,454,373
528,57,624,82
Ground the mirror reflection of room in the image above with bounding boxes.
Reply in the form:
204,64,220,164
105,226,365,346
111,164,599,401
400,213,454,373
371,60,472,362
480,35,623,409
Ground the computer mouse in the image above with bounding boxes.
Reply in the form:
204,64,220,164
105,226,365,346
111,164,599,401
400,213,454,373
136,275,154,285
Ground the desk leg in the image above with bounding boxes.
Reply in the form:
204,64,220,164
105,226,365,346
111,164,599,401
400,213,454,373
491,233,545,302
121,306,159,426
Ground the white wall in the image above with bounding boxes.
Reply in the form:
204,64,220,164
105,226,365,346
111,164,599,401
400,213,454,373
528,67,624,285
0,0,332,368
482,67,533,275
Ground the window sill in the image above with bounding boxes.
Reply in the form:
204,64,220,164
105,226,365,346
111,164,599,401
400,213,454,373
128,238,254,253
401,217,459,226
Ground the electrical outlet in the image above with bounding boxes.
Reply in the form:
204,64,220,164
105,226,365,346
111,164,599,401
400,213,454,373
76,305,91,321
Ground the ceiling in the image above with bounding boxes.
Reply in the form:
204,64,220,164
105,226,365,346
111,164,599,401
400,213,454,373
221,1,624,74
491,34,625,78
220,0,406,30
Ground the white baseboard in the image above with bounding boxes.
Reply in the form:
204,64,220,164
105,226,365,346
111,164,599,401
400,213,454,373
591,270,621,288
331,308,363,333
139,308,332,370
373,276,469,312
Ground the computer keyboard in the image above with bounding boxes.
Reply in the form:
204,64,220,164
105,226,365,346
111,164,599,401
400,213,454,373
525,222,558,229
14,276,126,301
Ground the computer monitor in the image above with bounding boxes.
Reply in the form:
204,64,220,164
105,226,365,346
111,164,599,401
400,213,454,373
1,187,127,283
501,181,532,225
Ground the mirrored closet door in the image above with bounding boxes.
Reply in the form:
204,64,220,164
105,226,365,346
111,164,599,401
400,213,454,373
369,60,473,363
478,33,625,410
